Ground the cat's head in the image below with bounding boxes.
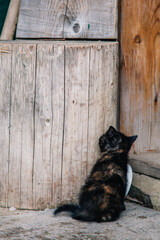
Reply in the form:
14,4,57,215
99,126,138,153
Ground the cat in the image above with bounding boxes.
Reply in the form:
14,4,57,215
54,126,137,222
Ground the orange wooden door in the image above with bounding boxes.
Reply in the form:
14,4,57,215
120,0,160,153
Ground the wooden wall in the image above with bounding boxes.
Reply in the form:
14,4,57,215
16,0,118,39
0,41,118,209
120,0,160,153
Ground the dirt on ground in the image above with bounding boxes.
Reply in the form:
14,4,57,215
0,202,160,240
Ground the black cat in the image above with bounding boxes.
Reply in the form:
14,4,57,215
54,126,137,222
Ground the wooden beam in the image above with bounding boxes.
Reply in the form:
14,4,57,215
0,0,10,34
0,0,21,40
16,0,118,39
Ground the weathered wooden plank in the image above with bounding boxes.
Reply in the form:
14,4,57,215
0,44,12,207
87,43,118,173
8,44,36,209
0,41,118,209
120,0,160,153
33,44,64,209
61,44,90,202
61,42,118,202
129,153,160,179
16,0,118,39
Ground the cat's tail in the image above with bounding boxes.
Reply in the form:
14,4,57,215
54,204,80,215
54,204,121,222
54,204,94,222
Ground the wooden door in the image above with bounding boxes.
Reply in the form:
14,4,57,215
0,41,118,209
0,0,119,209
120,0,160,153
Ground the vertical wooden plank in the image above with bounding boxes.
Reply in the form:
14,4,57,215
8,43,36,209
120,0,160,153
88,43,118,172
0,44,12,207
61,43,90,202
150,31,160,151
62,42,118,202
33,43,64,209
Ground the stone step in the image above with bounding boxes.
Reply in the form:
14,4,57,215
129,152,160,179
128,153,160,211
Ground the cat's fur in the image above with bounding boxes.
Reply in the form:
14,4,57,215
54,126,137,222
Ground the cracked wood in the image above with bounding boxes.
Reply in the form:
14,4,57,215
16,0,118,39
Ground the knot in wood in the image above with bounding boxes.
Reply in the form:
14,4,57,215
46,119,50,124
134,35,141,44
73,23,80,33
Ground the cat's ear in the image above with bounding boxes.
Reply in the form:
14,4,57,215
108,126,116,133
129,135,138,145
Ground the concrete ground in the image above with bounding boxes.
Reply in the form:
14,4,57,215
0,202,160,240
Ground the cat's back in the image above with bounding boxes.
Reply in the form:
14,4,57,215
81,152,127,196
79,152,127,213
90,152,128,179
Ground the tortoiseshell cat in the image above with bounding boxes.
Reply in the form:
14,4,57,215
54,126,137,222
